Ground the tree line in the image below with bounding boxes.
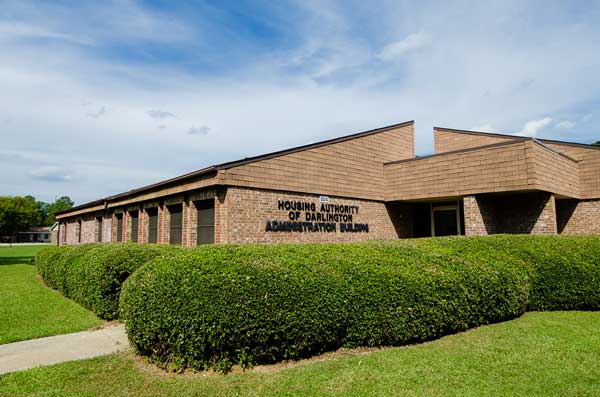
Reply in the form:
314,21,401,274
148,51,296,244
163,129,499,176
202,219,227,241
0,195,74,241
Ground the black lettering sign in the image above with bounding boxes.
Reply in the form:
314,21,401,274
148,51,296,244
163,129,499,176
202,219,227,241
267,200,368,233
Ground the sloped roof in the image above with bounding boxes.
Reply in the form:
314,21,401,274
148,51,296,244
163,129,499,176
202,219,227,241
56,120,414,216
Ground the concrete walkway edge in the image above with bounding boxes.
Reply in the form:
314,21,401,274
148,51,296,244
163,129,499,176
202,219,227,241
0,324,129,375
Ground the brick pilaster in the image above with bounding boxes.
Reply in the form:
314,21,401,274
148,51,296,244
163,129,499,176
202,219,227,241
463,195,492,236
530,193,557,234
182,200,193,247
111,213,118,242
123,211,131,242
158,204,169,245
215,190,227,244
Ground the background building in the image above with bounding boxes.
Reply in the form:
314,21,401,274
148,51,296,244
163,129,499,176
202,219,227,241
55,121,600,246
16,226,52,243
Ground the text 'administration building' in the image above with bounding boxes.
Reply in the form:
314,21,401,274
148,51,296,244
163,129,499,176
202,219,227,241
55,121,600,246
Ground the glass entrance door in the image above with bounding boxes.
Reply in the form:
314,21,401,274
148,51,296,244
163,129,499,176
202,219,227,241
431,203,462,236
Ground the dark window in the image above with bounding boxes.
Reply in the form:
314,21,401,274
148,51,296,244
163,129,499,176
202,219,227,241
413,203,431,238
130,211,139,243
96,216,103,242
77,219,82,243
147,208,158,243
169,204,183,245
116,213,123,242
433,209,458,236
196,199,214,245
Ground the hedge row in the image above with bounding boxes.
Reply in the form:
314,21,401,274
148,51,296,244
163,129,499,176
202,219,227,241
36,243,181,319
38,235,600,373
409,235,600,311
119,240,535,372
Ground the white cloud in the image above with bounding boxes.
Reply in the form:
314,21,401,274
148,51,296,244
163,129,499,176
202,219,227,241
2,1,600,203
518,117,553,137
188,126,211,136
378,31,431,62
147,110,176,120
86,106,106,119
471,123,495,133
28,166,72,182
556,120,576,130
0,21,93,45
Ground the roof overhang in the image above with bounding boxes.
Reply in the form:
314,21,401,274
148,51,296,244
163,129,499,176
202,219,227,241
384,139,581,201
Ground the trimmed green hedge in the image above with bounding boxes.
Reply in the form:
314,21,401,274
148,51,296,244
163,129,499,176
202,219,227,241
410,235,600,311
120,241,534,372
39,236,600,373
36,243,181,320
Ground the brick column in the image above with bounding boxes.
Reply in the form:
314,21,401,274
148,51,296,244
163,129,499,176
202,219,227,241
215,190,227,244
103,214,112,243
182,200,193,247
158,204,169,245
530,193,557,234
111,213,118,242
139,208,148,244
463,195,492,236
123,211,131,242
59,222,67,246
188,200,198,246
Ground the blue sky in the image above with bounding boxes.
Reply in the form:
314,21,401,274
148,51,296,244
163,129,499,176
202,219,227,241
1,0,599,204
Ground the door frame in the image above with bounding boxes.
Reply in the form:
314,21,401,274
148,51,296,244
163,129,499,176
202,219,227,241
430,200,462,237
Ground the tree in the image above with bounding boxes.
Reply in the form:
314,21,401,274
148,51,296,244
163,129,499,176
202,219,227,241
0,196,42,243
593,140,600,147
44,196,74,226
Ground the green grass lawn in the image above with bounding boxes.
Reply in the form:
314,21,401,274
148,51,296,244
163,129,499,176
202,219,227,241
1,311,599,396
0,245,101,344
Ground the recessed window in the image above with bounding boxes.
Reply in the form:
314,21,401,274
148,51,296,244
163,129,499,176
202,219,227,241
116,213,123,242
147,208,158,243
195,199,214,245
129,211,139,243
96,216,103,242
169,204,183,245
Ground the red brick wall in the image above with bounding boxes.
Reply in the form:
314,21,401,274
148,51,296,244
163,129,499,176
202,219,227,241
80,216,96,243
221,186,403,244
59,222,67,245
556,199,600,235
463,195,495,235
62,216,97,245
101,214,112,243
463,192,557,235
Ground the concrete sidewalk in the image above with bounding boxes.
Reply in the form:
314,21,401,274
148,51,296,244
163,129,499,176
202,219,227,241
0,323,129,375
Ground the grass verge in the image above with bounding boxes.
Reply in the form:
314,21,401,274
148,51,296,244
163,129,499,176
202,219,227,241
1,311,599,396
0,245,101,344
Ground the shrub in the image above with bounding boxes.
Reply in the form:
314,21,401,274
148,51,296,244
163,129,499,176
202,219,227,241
119,241,530,372
36,243,181,320
410,235,600,311
40,235,600,373
35,245,63,289
36,244,98,292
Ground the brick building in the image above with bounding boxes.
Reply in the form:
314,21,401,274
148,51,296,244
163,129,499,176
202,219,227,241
55,121,600,246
